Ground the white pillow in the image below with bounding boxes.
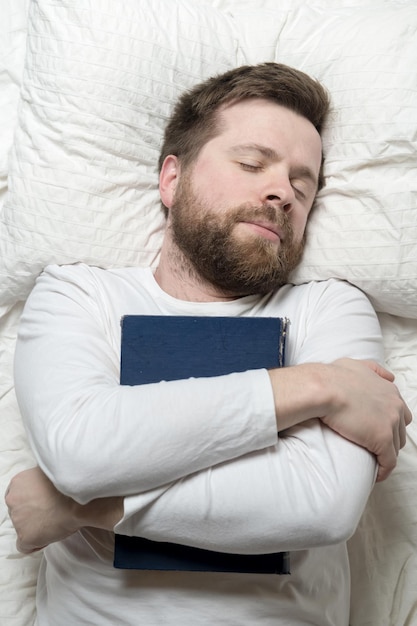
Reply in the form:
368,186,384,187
0,0,237,306
232,2,417,317
1,0,416,318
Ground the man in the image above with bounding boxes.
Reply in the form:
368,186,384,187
5,63,411,625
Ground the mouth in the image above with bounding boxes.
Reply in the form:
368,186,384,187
239,220,283,243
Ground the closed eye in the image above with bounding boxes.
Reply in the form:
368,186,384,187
290,179,312,201
239,162,262,172
291,184,306,200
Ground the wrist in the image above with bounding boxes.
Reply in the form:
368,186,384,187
73,496,124,531
268,363,333,431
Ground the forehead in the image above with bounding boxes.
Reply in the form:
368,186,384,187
211,98,322,172
218,98,316,135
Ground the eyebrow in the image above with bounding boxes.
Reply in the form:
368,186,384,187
229,143,319,189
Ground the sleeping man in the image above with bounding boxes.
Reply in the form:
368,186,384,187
5,63,411,626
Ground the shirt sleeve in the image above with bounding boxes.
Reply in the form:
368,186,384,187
13,265,278,504
117,420,376,552
15,268,381,552
114,279,381,551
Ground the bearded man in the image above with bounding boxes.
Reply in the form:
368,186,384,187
5,63,410,626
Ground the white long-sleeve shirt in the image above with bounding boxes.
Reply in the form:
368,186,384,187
14,264,381,626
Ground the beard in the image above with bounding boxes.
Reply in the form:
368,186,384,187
170,174,306,297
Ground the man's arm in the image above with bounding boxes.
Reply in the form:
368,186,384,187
14,265,409,505
13,266,279,503
3,411,376,555
8,267,411,554
5,467,123,554
6,357,409,555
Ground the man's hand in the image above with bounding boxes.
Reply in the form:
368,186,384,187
268,358,412,482
320,359,411,482
5,467,123,554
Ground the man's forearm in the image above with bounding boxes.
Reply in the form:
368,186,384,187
5,467,123,554
75,494,124,531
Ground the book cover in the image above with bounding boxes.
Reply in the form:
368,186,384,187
114,315,290,574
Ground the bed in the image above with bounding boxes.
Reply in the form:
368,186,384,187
0,0,416,624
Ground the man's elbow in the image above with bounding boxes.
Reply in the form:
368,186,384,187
39,453,111,505
308,494,367,547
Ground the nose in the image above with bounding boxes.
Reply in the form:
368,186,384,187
262,173,294,212
266,193,292,212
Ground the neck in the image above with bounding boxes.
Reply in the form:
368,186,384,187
154,233,239,303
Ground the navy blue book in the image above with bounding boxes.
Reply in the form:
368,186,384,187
114,315,290,575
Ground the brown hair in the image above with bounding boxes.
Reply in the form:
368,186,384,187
159,62,330,212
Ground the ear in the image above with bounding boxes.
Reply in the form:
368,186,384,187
159,155,180,210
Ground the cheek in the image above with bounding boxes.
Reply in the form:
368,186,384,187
291,211,309,242
193,168,238,208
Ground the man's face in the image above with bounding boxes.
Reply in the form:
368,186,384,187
165,98,322,296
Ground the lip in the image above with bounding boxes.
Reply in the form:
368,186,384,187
240,220,283,242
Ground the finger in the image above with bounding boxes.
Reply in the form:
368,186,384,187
375,445,397,482
376,464,392,483
395,391,412,440
362,360,395,382
404,403,413,426
394,386,413,428
399,417,407,449
392,423,400,457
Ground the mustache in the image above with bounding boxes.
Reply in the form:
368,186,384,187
226,203,293,234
